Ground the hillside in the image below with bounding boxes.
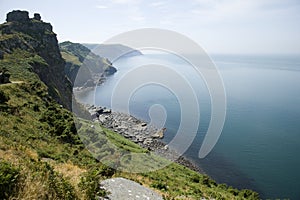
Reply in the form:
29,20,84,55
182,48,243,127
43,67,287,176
59,41,117,87
0,11,72,110
0,10,259,200
83,43,142,62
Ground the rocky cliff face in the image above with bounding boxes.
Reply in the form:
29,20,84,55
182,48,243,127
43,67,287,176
59,41,117,87
0,10,72,110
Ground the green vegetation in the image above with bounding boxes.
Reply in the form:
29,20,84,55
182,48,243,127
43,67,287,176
59,41,116,87
0,161,19,199
0,10,260,199
0,49,259,198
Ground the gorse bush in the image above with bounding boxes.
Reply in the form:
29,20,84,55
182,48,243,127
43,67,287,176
44,163,77,200
0,90,9,104
40,103,80,145
79,166,112,200
0,161,19,199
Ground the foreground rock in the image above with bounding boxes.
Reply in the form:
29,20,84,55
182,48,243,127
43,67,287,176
99,178,163,200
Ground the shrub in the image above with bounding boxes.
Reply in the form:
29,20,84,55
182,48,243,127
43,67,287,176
151,181,168,191
0,161,19,199
79,167,109,200
239,189,260,199
0,90,9,104
39,103,81,145
43,163,76,200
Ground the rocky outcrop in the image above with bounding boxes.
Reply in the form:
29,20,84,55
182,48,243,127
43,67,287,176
0,10,72,109
59,41,117,87
6,10,30,22
87,105,164,148
33,13,41,21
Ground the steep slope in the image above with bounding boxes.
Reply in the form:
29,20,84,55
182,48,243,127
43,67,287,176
0,10,259,200
0,10,72,110
59,41,116,87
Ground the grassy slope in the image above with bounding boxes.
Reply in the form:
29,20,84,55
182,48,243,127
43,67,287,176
0,46,259,200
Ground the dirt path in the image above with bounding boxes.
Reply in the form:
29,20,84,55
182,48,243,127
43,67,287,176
0,81,24,86
10,81,24,84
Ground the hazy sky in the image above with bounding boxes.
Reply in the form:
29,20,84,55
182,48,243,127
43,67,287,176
0,0,300,54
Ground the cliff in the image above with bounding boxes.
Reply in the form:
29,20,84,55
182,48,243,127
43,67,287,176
83,43,142,62
0,10,72,109
59,41,117,87
0,10,259,200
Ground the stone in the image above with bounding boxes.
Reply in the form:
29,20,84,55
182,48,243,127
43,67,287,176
33,13,41,21
152,130,164,139
6,10,30,22
143,138,153,145
104,65,117,76
96,107,104,114
102,109,111,114
100,178,163,200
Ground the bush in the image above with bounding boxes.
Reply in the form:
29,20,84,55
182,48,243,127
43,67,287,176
40,103,81,145
79,167,109,200
0,161,19,199
43,163,76,200
0,90,9,104
239,189,260,199
151,181,168,191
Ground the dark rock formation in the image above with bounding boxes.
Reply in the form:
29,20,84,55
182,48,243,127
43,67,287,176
33,13,41,21
59,41,117,87
6,10,30,22
103,64,117,76
0,11,72,109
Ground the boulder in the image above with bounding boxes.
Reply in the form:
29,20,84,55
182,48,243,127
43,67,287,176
33,13,41,21
102,108,111,114
6,10,30,22
152,129,165,139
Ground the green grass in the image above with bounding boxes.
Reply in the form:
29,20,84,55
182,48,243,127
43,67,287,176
61,51,82,66
0,40,260,199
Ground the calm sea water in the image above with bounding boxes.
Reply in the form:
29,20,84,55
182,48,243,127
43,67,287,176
77,53,300,199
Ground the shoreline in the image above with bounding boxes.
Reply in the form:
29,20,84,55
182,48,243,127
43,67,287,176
86,104,205,174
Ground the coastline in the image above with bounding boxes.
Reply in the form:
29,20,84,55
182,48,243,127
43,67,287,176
85,104,205,174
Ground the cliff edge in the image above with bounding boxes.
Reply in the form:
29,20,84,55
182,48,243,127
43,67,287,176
0,10,72,109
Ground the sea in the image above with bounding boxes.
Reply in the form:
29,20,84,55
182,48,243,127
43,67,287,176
76,52,300,199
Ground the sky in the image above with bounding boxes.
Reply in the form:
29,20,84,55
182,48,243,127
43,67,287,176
0,0,300,55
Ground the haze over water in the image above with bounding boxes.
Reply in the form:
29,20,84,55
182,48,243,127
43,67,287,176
78,52,300,199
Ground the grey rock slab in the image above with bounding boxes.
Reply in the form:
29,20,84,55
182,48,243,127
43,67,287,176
100,178,163,200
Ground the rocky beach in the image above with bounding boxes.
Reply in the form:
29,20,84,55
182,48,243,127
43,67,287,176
86,104,203,174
